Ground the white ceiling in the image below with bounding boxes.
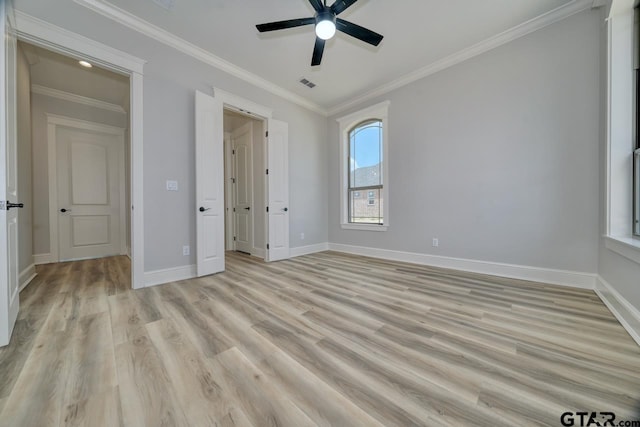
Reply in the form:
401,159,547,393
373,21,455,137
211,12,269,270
20,42,130,109
94,0,577,110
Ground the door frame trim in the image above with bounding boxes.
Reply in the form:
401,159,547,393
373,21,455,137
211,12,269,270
214,88,271,259
15,12,146,288
46,114,126,262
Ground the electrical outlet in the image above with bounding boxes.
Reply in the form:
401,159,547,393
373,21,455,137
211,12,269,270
432,238,439,247
183,245,190,256
300,232,305,240
166,180,178,191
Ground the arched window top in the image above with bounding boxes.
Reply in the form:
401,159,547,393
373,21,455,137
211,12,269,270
349,119,382,137
337,101,389,230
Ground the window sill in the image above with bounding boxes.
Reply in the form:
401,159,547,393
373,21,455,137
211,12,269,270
604,235,640,265
341,223,388,232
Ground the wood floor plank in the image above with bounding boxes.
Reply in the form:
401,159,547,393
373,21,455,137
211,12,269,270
1,329,73,427
257,350,387,427
0,317,43,399
145,318,241,426
62,312,117,406
60,386,123,427
114,328,190,427
212,347,318,427
1,252,639,427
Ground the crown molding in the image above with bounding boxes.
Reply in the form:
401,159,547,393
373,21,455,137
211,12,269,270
73,0,328,116
32,84,127,114
68,0,593,117
327,0,595,116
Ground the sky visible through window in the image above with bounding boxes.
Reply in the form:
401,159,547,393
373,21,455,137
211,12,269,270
350,121,382,170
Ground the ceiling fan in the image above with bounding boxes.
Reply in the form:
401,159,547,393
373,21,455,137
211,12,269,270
256,0,383,66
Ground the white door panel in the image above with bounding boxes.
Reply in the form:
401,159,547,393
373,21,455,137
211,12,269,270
266,120,289,262
232,122,253,254
196,90,225,276
0,0,19,346
57,127,123,261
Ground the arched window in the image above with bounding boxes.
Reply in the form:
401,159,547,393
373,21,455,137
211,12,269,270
337,101,389,231
348,120,383,224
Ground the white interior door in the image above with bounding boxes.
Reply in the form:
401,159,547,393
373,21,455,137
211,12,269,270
195,90,225,276
57,127,124,261
232,122,253,254
0,0,20,347
266,120,290,262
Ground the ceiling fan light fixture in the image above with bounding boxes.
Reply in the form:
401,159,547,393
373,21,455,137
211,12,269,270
256,0,383,66
315,19,336,40
315,10,336,40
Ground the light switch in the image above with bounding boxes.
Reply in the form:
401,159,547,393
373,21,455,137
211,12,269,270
166,180,178,191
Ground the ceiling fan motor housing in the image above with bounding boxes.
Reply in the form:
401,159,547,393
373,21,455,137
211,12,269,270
315,8,336,26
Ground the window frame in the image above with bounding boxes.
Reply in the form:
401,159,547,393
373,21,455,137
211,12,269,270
604,2,640,264
348,120,383,223
337,101,390,232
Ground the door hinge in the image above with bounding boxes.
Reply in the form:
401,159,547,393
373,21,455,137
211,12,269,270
266,169,269,175
233,208,236,212
266,206,269,213
234,236,236,241
266,131,269,137
231,177,236,184
267,243,270,250
232,149,235,155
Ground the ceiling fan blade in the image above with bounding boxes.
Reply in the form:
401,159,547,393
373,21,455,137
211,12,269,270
331,0,358,15
311,37,326,66
336,18,383,46
256,17,315,33
308,0,325,12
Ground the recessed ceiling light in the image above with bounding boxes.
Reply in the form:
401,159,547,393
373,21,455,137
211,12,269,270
78,60,92,68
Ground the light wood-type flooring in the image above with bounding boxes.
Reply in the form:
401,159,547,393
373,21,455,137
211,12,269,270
1,251,639,426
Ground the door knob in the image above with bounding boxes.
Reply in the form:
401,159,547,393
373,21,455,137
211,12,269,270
244,207,251,211
60,208,70,213
199,207,211,212
6,201,24,210
283,207,288,212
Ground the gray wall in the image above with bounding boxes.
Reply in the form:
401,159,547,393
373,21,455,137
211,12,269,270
30,93,128,255
16,44,32,275
328,9,601,273
15,0,329,272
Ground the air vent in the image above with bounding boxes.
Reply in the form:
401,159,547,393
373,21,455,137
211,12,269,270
299,78,316,89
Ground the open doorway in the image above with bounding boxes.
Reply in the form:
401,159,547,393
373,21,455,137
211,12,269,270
16,40,131,290
223,109,266,259
195,89,289,278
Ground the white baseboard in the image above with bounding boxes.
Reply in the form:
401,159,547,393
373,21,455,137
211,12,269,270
144,264,196,288
290,242,330,258
252,247,266,259
595,276,640,346
328,243,597,289
18,263,37,293
33,253,54,265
